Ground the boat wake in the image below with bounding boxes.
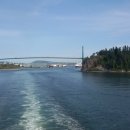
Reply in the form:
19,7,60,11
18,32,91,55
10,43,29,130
18,72,84,130
19,73,45,130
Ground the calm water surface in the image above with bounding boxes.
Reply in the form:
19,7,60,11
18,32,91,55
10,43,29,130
0,68,130,130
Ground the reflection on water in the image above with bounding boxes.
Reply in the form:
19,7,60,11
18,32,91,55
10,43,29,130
0,68,130,130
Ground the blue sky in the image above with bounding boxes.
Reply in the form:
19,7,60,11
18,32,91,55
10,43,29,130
0,0,130,61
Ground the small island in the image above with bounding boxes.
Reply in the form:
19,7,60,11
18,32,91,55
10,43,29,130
82,45,130,72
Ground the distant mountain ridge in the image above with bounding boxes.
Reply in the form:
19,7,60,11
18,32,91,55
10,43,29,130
31,60,75,67
31,60,52,67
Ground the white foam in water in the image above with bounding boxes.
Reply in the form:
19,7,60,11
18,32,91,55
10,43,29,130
19,72,84,130
19,74,45,130
41,98,84,130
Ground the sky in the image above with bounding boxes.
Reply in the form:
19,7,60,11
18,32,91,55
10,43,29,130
0,0,130,61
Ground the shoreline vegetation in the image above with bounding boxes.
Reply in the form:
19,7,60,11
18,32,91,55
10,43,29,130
0,64,20,70
82,45,130,72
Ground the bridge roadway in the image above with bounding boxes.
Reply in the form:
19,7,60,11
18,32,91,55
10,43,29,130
0,56,82,60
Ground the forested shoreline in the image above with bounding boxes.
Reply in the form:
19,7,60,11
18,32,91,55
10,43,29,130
82,46,130,72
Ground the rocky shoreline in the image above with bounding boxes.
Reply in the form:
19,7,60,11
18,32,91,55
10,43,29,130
81,67,130,73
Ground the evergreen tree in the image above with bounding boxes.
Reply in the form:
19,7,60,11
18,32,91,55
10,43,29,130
84,46,130,72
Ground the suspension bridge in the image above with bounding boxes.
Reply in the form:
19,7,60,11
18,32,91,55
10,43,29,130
0,56,82,60
0,46,84,65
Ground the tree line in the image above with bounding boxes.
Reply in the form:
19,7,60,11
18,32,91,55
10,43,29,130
83,46,130,71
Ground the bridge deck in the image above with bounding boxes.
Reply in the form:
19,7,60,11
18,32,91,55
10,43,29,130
0,57,82,60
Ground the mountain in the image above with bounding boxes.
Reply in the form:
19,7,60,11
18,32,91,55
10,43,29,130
31,60,52,67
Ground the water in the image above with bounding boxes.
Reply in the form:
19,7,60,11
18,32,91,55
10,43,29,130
0,68,130,130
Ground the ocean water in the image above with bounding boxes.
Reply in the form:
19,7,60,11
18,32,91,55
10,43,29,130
0,68,130,130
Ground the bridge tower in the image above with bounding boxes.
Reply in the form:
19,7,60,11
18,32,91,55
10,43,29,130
82,46,84,69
